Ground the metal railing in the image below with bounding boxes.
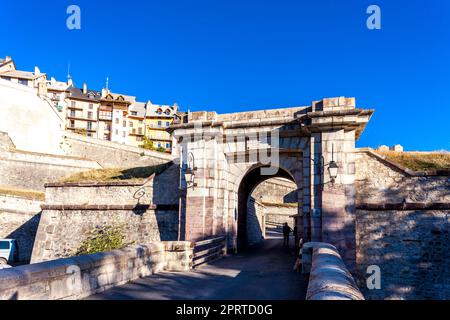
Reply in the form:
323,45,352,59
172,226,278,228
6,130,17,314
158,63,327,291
192,236,227,269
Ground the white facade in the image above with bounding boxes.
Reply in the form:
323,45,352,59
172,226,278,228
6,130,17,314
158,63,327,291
0,79,65,154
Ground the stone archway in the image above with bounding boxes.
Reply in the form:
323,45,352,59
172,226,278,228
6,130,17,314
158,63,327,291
237,165,298,251
170,97,374,269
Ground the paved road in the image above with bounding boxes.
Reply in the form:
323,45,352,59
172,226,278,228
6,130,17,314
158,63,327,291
88,235,308,300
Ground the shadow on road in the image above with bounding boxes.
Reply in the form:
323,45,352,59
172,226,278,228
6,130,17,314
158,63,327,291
88,237,308,300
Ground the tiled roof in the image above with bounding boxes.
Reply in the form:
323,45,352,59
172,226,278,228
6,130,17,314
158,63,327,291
68,87,101,101
146,103,177,118
129,102,147,118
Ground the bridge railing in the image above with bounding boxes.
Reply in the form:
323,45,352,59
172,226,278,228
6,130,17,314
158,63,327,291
301,242,365,300
192,236,227,269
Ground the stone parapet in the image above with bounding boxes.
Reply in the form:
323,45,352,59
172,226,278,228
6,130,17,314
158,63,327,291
0,242,194,300
303,242,365,300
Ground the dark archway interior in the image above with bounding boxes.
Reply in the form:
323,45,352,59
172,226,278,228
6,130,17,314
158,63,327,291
237,166,296,251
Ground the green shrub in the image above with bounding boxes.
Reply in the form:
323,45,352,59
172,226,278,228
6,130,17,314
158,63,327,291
76,225,130,256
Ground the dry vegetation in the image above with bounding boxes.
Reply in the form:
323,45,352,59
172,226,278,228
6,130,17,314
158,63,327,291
0,186,45,201
61,163,171,183
376,150,450,172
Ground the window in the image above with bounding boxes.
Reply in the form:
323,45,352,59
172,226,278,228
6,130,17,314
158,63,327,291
89,104,94,110
70,110,76,117
87,132,92,137
99,111,112,120
122,131,126,138
123,120,127,127
139,120,143,124
71,101,76,108
87,122,93,131
0,241,10,250
1,76,11,81
132,128,136,134
88,112,93,119
158,121,162,128
105,124,111,131
166,121,170,127
115,130,119,135
166,143,171,149
115,118,119,125
129,122,134,128
69,120,75,128
157,142,162,148
18,79,28,86
131,111,138,116
103,134,109,140
138,128,143,135
136,137,143,142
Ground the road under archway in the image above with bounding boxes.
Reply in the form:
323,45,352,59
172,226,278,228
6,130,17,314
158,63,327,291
88,238,308,300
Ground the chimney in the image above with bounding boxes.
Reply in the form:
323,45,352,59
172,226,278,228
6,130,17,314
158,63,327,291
5,56,11,61
83,83,87,94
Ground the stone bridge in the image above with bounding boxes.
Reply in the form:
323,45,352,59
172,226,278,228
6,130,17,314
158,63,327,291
170,97,374,269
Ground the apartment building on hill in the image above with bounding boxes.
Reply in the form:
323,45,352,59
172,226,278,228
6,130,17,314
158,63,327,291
0,56,181,153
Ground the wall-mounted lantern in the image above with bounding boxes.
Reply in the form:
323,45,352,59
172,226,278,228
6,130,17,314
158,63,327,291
312,143,340,187
185,152,198,189
327,144,339,185
328,160,339,185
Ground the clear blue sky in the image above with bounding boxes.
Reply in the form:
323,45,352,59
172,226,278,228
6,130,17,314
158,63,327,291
1,0,449,150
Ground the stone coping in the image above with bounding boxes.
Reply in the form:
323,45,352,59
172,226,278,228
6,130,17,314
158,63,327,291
44,173,157,188
303,242,365,301
356,202,450,211
0,242,193,300
307,108,373,118
40,204,179,211
357,148,450,177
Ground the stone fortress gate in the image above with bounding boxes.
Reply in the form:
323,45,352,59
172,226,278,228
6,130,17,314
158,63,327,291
170,97,374,269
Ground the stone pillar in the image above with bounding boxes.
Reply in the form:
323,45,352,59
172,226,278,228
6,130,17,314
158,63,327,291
320,129,357,272
176,115,226,242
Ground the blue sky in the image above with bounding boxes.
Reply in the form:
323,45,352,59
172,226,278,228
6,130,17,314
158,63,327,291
1,0,449,150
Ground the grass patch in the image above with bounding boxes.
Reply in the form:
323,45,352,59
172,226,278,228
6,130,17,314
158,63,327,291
76,225,131,256
61,163,171,183
376,150,450,172
0,186,45,201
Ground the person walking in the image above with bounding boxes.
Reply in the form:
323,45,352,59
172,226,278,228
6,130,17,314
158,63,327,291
282,223,292,247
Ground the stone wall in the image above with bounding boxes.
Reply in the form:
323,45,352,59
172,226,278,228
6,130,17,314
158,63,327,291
0,195,43,262
0,148,101,191
355,149,450,300
0,242,193,300
356,209,449,300
64,132,173,168
251,178,298,232
265,204,297,228
247,197,266,245
355,150,449,204
31,164,181,263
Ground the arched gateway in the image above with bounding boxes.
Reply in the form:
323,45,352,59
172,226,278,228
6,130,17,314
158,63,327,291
169,97,374,269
